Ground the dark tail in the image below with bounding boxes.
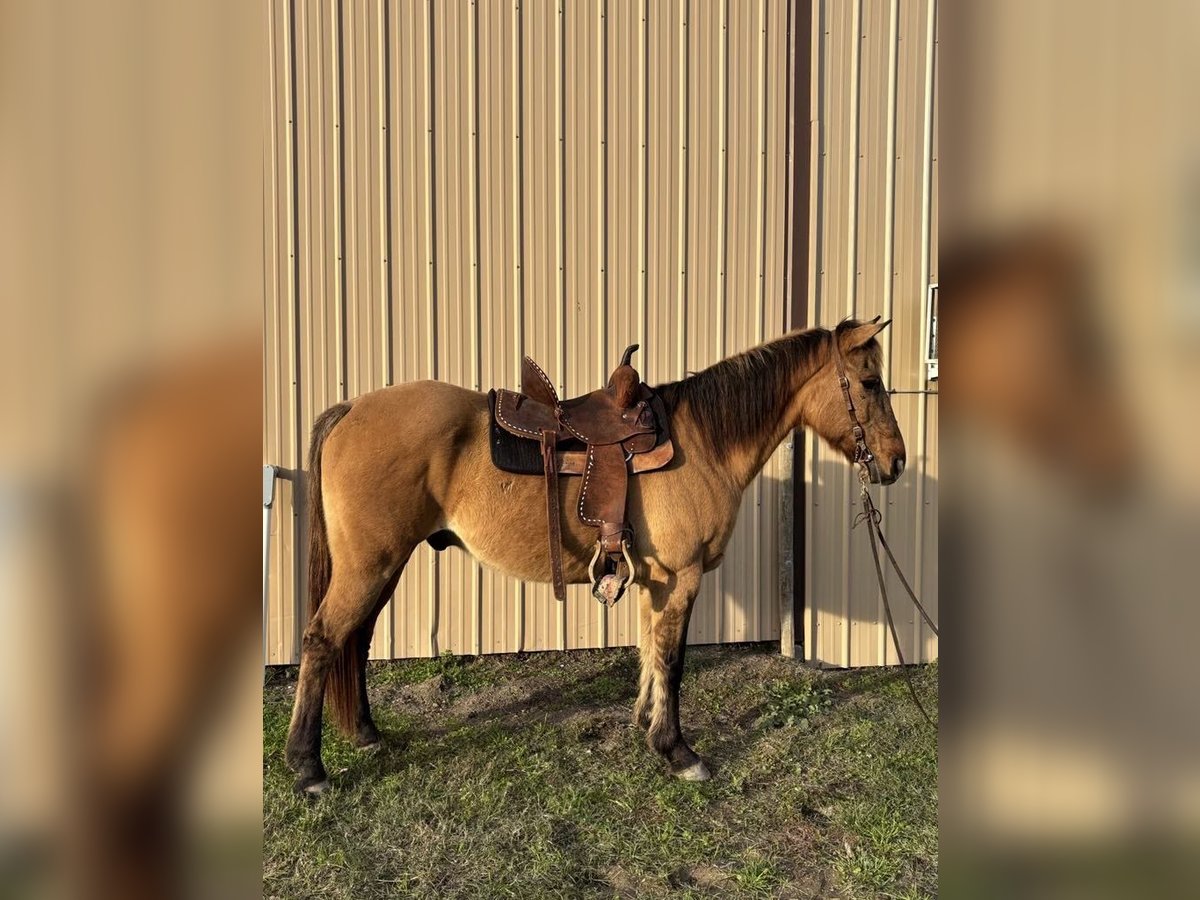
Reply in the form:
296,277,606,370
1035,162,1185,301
305,401,358,734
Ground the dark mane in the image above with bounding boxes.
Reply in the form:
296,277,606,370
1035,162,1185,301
654,320,880,461
654,327,830,460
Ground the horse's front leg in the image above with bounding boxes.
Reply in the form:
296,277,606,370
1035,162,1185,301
639,567,709,780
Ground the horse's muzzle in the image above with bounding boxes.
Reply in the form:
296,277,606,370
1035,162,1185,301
876,456,905,485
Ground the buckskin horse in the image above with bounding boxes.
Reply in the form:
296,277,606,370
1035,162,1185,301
286,318,906,795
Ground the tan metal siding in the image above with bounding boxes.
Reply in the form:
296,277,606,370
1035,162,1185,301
265,0,295,665
804,0,938,667
265,0,796,663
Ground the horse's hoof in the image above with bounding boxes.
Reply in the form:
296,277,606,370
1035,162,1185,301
357,740,383,753
675,760,711,782
295,777,331,798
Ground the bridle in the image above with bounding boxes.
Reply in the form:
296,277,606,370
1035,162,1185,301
829,331,882,485
830,329,941,728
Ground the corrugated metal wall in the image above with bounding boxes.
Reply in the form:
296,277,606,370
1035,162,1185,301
264,0,938,668
803,0,939,667
264,0,795,663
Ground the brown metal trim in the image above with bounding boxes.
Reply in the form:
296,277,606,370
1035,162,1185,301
783,0,812,655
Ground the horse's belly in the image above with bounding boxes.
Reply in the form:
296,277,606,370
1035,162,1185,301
441,492,592,587
445,521,591,585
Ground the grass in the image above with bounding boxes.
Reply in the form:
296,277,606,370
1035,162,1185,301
264,645,937,899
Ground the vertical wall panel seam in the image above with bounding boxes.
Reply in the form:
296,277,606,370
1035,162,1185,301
716,0,728,359
779,0,796,658
878,0,899,664
299,0,314,446
471,0,483,656
347,3,357,404
598,0,609,649
470,0,482,397
426,0,440,656
676,0,689,379
376,0,395,659
803,0,823,663
513,0,526,652
881,0,898,380
840,0,862,667
845,0,861,318
598,0,608,380
285,0,304,659
512,1,525,390
332,0,348,400
638,0,648,353
751,0,769,640
556,0,567,650
759,0,774,640
556,0,566,397
756,0,768,342
714,0,728,639
380,0,393,389
426,1,438,384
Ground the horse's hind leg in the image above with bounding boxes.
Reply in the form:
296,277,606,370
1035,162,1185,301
349,568,404,750
284,557,406,795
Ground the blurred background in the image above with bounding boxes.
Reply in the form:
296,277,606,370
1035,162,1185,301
2,0,1199,896
943,0,1200,895
1,1,261,897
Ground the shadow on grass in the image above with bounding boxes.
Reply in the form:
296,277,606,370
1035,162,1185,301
264,645,938,900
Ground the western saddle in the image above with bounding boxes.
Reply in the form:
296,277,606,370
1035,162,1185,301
488,345,673,605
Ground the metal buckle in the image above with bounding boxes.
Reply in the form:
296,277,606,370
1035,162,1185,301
854,439,881,484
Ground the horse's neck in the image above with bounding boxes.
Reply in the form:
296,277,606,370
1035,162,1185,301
677,337,826,491
722,395,807,490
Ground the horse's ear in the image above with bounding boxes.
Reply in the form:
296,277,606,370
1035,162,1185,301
841,318,891,350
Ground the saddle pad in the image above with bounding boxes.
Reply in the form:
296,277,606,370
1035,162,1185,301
488,390,578,475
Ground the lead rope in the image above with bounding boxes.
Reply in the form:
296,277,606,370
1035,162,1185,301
830,329,938,728
854,464,940,730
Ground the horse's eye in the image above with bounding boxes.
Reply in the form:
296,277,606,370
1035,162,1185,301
861,378,881,392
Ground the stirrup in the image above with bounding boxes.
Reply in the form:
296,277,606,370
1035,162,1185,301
588,539,635,607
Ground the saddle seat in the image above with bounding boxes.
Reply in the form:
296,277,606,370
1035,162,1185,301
489,345,673,605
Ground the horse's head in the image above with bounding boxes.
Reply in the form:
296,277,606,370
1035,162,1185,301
805,317,907,485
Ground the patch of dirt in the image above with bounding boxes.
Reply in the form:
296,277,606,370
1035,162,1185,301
395,673,452,709
557,705,636,751
450,678,546,720
671,863,736,892
369,645,824,747
396,667,629,724
689,649,800,687
603,864,655,898
770,821,836,900
777,870,834,900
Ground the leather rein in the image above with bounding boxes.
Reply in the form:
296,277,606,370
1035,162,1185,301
830,333,940,728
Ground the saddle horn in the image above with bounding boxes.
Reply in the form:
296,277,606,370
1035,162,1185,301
610,345,642,407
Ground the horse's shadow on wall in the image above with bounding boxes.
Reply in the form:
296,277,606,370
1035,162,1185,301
676,458,935,657
796,458,938,668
